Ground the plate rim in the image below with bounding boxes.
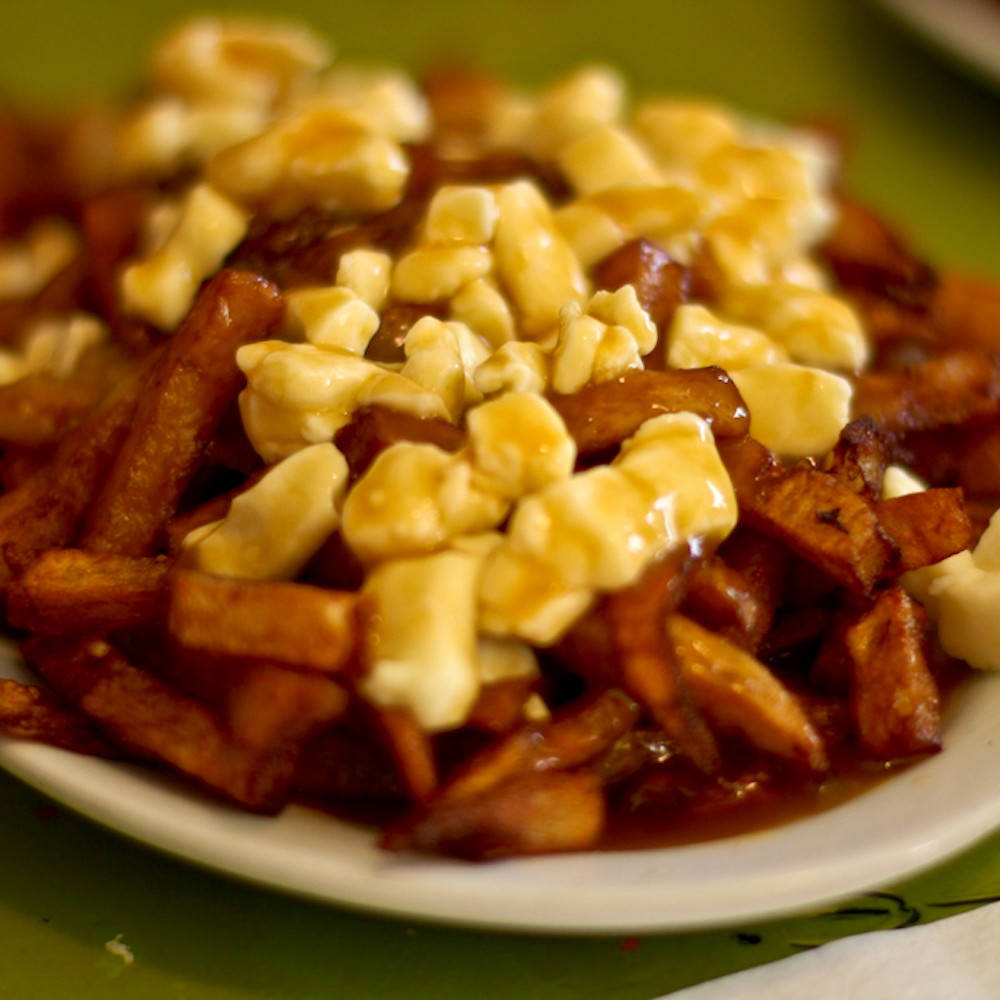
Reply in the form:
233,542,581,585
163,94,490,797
4,642,1000,934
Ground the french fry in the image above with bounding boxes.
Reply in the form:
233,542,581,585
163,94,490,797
666,614,828,772
0,678,119,756
383,771,605,859
0,371,142,585
821,196,937,308
549,367,749,457
844,586,941,758
721,437,897,595
931,272,1000,353
80,270,284,556
0,374,106,447
370,705,438,801
594,238,690,345
333,404,465,479
875,488,972,573
602,549,720,773
167,569,368,675
681,555,772,651
6,548,170,635
24,636,299,811
441,689,640,801
852,349,1000,434
822,417,891,500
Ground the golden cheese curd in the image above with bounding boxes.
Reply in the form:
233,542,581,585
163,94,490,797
182,442,348,580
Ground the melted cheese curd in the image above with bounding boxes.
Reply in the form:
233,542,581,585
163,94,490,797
103,17,884,733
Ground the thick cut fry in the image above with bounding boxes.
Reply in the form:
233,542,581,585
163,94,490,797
6,548,170,635
603,549,720,773
821,196,937,308
715,526,788,650
80,186,154,354
442,689,640,801
852,349,1000,434
24,637,298,811
0,679,119,756
0,374,141,585
383,771,604,859
465,675,537,734
931,272,1000,353
150,642,347,748
0,375,105,447
844,586,941,759
371,705,437,801
875,489,972,573
333,404,465,479
681,556,771,651
721,438,896,595
594,238,690,342
549,367,749,457
666,615,828,772
167,569,368,675
81,270,284,557
823,417,891,500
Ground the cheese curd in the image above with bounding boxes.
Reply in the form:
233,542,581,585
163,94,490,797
237,340,449,462
120,182,249,330
479,413,737,644
181,442,348,580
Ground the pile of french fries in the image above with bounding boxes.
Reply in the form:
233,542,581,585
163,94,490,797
0,19,997,861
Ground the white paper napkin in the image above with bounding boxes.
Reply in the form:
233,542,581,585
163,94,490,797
659,900,1000,1000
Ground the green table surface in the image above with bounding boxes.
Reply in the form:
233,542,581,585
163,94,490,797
1,1,999,997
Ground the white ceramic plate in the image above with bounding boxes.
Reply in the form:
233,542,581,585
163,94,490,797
3,641,1000,934
877,0,1000,88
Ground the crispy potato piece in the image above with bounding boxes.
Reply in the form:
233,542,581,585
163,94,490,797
151,641,347,749
167,569,368,675
715,526,788,650
603,549,720,773
852,349,1000,434
24,636,298,811
822,417,891,500
383,771,604,859
80,186,152,355
81,270,284,556
0,678,119,756
333,404,465,479
666,615,828,772
931,272,1000,353
6,548,170,635
821,196,937,308
721,437,896,594
222,663,347,749
422,64,502,141
0,375,106,448
953,421,1000,497
465,675,537,734
681,555,771,651
371,705,437,801
0,372,141,585
549,367,749,456
443,689,639,801
875,488,972,573
594,238,690,345
0,442,53,490
844,586,941,758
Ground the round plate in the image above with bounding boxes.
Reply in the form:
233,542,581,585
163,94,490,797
876,0,1000,88
3,643,1000,933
